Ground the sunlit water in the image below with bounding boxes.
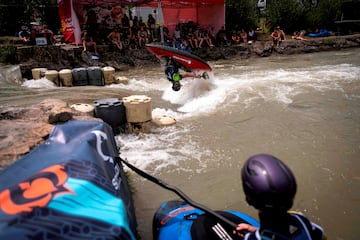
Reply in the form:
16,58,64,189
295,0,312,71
1,49,359,240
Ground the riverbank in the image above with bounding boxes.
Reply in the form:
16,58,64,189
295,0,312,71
1,33,360,79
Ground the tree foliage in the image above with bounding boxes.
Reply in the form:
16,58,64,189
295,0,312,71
305,0,343,30
264,0,344,33
226,0,259,31
265,0,306,32
0,0,58,35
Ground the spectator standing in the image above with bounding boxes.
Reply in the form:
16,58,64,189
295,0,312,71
248,27,256,43
147,14,156,41
131,16,139,40
41,25,54,45
121,14,130,29
173,25,181,48
18,25,31,44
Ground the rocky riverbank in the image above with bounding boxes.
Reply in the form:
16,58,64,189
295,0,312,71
1,33,360,79
0,99,100,169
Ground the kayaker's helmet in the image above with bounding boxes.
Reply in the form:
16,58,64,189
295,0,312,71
172,81,181,91
241,154,297,211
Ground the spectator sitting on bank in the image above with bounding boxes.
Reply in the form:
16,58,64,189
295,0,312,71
137,25,149,47
276,26,286,41
231,31,240,45
292,30,306,40
216,26,229,47
198,28,214,48
107,27,123,51
248,27,256,43
187,27,199,49
208,26,217,45
240,28,248,44
179,38,191,53
41,25,54,45
82,28,99,55
122,25,137,50
18,25,31,44
271,28,281,47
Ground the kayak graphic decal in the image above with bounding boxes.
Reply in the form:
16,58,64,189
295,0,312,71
0,164,73,215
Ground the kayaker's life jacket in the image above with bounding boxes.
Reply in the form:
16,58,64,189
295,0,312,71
165,64,180,82
244,212,325,240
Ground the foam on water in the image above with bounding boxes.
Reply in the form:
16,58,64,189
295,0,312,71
116,125,211,174
115,62,360,172
21,78,57,88
9,60,359,173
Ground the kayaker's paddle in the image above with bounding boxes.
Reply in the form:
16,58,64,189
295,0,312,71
117,157,243,236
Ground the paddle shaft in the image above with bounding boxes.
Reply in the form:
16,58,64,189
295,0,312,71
117,157,239,230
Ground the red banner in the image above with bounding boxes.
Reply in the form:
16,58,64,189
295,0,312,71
58,0,76,43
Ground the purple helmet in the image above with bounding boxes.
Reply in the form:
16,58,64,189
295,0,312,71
241,154,297,211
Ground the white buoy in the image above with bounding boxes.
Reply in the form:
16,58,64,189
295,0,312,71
152,114,176,127
115,76,129,85
70,103,94,116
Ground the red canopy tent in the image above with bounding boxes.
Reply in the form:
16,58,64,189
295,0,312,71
141,0,225,34
57,0,224,44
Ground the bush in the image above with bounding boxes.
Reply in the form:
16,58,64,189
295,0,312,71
264,0,307,33
226,0,259,31
0,45,18,64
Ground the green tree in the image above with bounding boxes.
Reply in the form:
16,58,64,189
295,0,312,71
226,0,259,31
264,0,307,33
305,0,342,30
0,0,58,35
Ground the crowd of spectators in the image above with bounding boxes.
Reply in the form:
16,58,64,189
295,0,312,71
17,24,55,45
79,12,258,53
17,13,258,54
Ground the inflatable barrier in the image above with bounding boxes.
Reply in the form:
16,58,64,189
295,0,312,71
0,120,137,240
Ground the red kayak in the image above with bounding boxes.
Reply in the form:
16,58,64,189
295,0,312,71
146,44,212,72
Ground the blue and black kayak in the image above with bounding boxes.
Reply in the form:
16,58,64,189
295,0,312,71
308,29,332,37
0,120,137,240
153,200,260,240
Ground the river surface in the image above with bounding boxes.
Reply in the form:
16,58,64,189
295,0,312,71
1,49,359,240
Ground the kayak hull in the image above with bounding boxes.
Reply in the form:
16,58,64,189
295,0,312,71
146,44,212,72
